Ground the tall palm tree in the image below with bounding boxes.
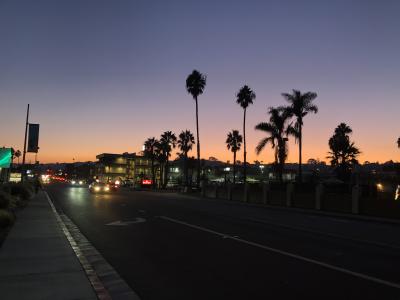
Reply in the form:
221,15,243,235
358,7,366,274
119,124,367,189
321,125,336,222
160,131,177,188
177,130,195,186
236,85,256,184
281,90,318,183
226,130,243,184
397,137,400,148
186,70,206,187
14,150,21,164
144,137,160,188
255,107,295,182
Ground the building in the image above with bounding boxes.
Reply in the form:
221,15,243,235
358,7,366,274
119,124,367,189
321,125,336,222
95,153,152,183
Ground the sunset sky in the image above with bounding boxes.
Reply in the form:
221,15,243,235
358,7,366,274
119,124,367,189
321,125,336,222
0,0,399,164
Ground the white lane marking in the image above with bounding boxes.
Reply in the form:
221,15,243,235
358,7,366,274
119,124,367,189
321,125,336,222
243,217,400,251
159,216,400,290
106,218,146,226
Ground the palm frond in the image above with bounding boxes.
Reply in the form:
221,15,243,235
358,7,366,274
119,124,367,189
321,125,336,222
256,137,273,154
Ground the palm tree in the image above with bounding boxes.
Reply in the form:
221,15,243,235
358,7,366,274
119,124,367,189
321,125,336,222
14,150,21,164
281,90,318,183
144,137,160,188
255,107,295,182
327,123,361,182
397,137,400,148
154,143,167,188
226,130,243,184
186,70,206,187
160,131,177,188
236,85,256,184
177,130,195,186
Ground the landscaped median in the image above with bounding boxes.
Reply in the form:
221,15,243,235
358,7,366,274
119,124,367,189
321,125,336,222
0,182,35,246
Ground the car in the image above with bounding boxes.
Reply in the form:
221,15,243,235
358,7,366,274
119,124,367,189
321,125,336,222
89,182,111,193
107,180,121,191
70,179,86,186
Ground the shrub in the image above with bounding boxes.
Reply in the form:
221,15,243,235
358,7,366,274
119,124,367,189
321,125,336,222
9,195,27,209
8,183,34,201
0,191,12,209
0,209,15,228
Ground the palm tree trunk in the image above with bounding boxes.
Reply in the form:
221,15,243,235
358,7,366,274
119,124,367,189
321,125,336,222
243,108,247,184
194,96,201,187
195,96,201,188
233,151,236,184
164,158,169,188
151,158,155,188
298,124,302,183
160,163,163,189
184,153,188,186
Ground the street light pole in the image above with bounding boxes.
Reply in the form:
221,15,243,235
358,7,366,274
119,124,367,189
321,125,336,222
22,104,30,182
22,104,30,166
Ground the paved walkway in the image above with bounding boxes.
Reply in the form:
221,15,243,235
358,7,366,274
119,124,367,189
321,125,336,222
0,191,97,300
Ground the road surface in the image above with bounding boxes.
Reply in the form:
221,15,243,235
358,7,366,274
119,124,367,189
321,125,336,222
46,184,400,300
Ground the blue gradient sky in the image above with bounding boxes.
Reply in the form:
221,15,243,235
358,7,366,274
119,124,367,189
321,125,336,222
0,0,399,163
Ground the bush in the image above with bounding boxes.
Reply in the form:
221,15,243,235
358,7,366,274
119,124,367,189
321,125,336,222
0,191,12,209
9,195,27,209
0,209,15,228
8,183,34,201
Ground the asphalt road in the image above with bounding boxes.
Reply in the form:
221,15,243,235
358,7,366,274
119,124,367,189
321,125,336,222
46,184,400,300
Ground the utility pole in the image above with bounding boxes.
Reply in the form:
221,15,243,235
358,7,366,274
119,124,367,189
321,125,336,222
22,104,30,181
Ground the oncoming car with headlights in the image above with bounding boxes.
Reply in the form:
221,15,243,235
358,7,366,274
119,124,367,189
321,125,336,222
89,182,111,193
70,179,86,186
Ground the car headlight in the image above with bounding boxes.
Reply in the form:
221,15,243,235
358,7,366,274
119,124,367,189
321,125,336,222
104,186,110,191
94,186,101,192
71,180,76,184
79,181,83,185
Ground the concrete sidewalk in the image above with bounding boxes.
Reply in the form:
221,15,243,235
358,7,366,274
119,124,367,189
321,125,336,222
0,191,97,300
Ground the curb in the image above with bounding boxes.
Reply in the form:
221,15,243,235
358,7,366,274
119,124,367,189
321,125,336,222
45,191,141,300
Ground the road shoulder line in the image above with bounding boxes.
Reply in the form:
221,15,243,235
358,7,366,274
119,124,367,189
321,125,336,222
160,215,400,291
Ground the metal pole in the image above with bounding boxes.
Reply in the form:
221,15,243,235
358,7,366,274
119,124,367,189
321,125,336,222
22,104,30,181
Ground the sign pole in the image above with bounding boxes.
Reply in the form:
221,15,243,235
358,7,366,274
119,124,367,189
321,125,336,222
22,104,30,181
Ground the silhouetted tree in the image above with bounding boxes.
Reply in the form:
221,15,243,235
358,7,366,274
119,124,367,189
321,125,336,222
327,123,361,182
186,70,206,187
226,130,243,184
177,130,195,186
281,90,318,183
236,85,255,184
144,137,160,188
160,131,177,188
154,143,167,188
397,137,400,148
14,150,21,164
255,107,295,182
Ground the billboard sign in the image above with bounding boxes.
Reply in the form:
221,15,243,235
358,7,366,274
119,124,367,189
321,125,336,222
9,173,22,183
0,148,12,168
28,123,40,153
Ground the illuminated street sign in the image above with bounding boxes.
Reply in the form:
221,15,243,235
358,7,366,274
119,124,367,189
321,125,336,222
0,148,12,168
